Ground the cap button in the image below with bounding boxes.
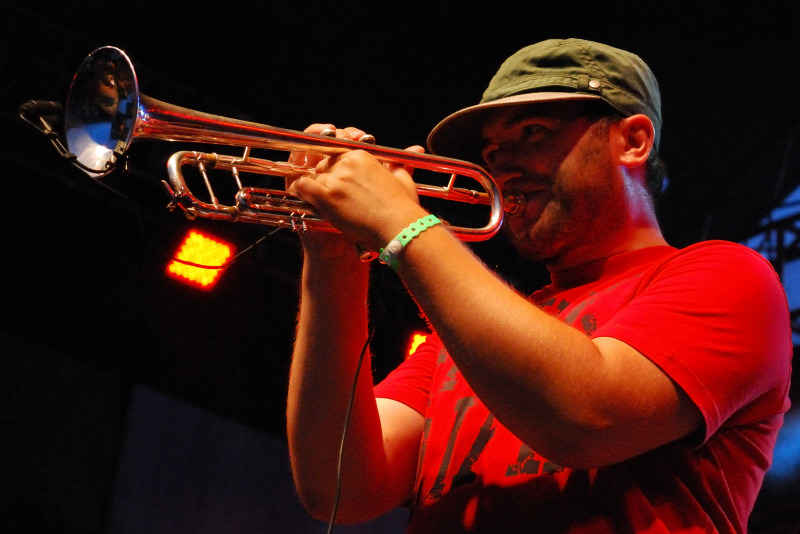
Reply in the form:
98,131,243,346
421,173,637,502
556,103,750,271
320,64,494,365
588,78,602,90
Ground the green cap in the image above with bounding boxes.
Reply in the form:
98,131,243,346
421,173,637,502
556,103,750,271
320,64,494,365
427,38,662,163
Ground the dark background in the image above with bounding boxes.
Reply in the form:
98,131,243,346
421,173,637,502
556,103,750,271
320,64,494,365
1,1,798,532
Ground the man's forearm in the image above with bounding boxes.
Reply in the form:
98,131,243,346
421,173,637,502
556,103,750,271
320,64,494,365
286,252,393,521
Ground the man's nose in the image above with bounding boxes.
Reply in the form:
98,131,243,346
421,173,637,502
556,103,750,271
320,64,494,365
486,151,523,188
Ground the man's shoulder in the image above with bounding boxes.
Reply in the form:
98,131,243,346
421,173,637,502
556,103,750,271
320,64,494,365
650,240,786,305
662,240,776,273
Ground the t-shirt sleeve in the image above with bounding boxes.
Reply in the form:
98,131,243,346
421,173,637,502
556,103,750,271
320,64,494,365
373,334,441,416
596,242,792,442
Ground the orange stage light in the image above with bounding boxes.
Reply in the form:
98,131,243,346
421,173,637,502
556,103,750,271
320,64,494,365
408,333,428,358
166,230,234,289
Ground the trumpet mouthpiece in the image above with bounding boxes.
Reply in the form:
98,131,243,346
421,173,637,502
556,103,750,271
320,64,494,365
503,191,526,216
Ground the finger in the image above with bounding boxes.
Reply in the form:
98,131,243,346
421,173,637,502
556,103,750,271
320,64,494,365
288,123,338,166
341,127,375,144
287,173,328,204
306,127,363,175
306,123,337,135
383,144,426,175
314,152,344,174
340,126,371,142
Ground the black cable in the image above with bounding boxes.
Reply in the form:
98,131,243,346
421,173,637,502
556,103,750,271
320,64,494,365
168,230,279,270
326,323,376,534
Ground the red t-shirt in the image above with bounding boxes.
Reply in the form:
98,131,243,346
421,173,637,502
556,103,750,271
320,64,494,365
374,242,792,533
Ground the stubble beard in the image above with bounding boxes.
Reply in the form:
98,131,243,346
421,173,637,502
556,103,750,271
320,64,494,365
509,170,625,268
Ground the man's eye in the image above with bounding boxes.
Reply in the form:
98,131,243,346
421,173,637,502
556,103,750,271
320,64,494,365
522,124,543,137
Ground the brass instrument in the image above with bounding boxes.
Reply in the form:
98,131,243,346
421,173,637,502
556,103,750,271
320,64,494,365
47,46,503,241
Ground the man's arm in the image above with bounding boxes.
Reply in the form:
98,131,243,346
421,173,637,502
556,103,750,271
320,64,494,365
286,241,425,522
286,125,425,522
393,225,702,468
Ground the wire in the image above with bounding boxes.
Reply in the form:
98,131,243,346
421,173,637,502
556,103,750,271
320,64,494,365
168,229,280,270
326,323,376,534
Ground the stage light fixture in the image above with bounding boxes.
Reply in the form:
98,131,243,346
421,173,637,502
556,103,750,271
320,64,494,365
408,333,428,358
166,230,234,289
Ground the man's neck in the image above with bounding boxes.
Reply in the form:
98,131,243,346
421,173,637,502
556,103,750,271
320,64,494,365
546,226,669,275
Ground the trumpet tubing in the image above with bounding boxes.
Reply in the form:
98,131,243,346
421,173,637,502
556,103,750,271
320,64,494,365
62,46,504,241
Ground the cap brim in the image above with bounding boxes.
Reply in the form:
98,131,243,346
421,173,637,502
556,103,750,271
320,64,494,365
427,92,602,164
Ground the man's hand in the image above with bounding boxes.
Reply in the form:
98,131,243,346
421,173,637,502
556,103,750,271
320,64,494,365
287,123,427,254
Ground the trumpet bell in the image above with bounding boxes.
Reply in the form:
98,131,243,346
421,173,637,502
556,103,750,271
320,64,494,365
66,46,139,176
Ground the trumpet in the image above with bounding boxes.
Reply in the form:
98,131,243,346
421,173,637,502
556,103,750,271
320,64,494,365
48,46,503,241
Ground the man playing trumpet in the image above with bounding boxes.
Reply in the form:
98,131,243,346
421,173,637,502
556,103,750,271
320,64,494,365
285,38,792,533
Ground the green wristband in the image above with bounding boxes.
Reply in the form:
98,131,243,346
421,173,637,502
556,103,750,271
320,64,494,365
378,215,442,271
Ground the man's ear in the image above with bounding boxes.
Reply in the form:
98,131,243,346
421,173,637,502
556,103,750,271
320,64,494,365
612,114,655,168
